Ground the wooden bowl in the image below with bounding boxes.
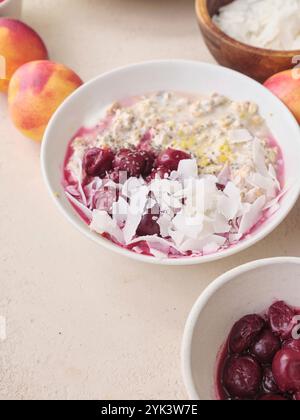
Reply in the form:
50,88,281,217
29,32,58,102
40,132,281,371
195,0,300,83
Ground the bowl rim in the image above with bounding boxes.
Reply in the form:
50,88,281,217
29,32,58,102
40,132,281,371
195,0,300,57
41,59,300,266
181,256,300,400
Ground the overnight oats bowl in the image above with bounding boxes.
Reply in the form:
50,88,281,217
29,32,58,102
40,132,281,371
41,60,300,265
182,257,300,400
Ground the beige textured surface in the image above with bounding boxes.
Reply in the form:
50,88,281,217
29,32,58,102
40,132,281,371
1,0,300,401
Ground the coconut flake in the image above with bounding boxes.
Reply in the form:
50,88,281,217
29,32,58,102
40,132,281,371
268,164,281,190
253,138,269,177
131,245,145,255
146,198,157,210
104,179,118,189
65,185,82,198
203,236,227,255
179,238,207,253
244,187,261,204
238,195,266,235
112,196,129,224
168,229,185,248
229,233,243,243
179,233,224,253
122,177,145,198
213,0,300,51
75,162,283,257
129,186,148,214
90,210,124,243
120,211,141,244
84,178,103,209
266,202,281,217
264,187,287,210
129,235,175,251
177,159,198,179
218,182,241,220
169,170,179,181
214,213,231,233
69,131,284,258
218,165,230,186
229,129,253,144
248,172,278,199
172,211,204,240
149,248,168,259
157,214,172,238
65,191,93,220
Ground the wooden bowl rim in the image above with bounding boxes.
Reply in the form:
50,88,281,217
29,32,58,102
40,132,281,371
195,0,300,57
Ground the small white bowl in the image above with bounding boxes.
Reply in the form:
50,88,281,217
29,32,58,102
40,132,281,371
182,257,300,400
0,0,22,17
41,60,300,265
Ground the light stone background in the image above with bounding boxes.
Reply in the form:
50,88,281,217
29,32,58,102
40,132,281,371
0,0,300,401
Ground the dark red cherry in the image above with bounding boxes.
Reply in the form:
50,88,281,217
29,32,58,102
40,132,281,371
284,339,300,353
262,367,279,394
268,301,296,339
156,148,191,171
229,315,265,354
107,169,121,184
83,147,114,178
216,183,226,191
272,349,300,393
136,214,160,237
223,355,262,399
113,149,146,178
259,394,287,401
250,329,281,364
139,150,156,177
294,392,300,400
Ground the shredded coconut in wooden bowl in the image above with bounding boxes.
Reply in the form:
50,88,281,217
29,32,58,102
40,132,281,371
213,0,300,51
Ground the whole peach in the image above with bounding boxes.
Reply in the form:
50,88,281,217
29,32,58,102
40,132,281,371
264,70,300,124
8,60,83,141
0,18,48,92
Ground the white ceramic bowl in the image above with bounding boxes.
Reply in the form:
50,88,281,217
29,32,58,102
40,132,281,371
0,0,22,17
41,60,300,265
182,257,300,400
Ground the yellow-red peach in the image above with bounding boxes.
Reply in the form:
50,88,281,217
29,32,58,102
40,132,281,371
264,69,300,124
0,18,48,92
8,60,83,141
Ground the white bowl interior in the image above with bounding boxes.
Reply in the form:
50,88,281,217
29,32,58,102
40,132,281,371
183,258,300,400
42,61,300,265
